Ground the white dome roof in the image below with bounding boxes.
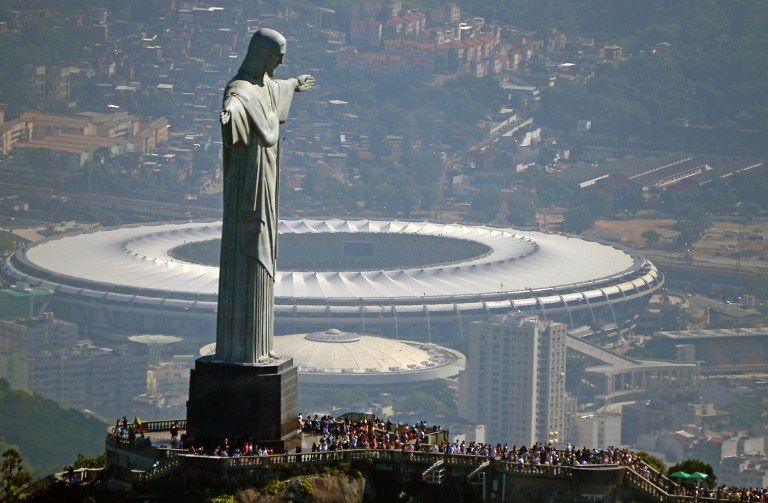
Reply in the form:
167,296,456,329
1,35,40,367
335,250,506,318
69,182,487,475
200,329,465,385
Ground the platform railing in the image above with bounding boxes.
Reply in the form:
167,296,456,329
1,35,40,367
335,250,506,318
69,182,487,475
216,449,576,478
142,419,187,433
137,455,183,484
625,467,672,502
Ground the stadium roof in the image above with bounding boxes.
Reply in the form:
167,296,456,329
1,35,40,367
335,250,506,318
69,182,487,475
15,219,640,302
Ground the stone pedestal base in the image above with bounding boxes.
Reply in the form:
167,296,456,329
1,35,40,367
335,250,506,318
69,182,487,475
186,355,298,449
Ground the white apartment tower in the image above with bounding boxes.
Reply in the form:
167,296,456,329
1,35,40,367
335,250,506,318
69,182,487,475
460,315,567,446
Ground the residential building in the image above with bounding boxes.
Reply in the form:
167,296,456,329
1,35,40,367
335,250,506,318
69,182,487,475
23,65,46,99
23,65,73,101
0,340,146,415
0,313,77,353
600,44,623,62
147,361,190,398
429,4,461,25
460,315,567,446
573,413,621,449
0,287,51,319
0,119,31,155
22,110,94,138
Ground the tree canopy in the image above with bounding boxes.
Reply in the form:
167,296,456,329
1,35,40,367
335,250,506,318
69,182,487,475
0,448,32,503
512,0,768,133
0,380,106,476
668,458,717,489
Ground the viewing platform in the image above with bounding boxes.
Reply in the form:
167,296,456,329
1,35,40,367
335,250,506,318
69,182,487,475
99,417,723,502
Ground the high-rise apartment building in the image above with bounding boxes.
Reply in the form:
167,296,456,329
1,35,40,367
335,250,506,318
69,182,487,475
0,313,78,353
459,315,567,446
0,314,146,416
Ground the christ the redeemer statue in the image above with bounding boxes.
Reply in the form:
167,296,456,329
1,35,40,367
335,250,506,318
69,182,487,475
215,28,314,364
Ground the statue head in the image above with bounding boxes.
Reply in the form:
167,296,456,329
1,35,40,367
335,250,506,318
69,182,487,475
239,28,287,78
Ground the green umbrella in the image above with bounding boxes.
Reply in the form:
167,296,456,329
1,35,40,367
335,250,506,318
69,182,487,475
689,472,708,480
670,471,691,479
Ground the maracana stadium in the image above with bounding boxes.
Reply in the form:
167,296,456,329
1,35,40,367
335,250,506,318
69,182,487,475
1,219,663,342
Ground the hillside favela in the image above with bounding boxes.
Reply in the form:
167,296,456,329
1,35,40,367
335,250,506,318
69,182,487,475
0,0,766,502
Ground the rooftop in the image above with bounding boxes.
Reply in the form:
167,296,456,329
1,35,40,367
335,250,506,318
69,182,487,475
656,327,768,339
200,329,466,384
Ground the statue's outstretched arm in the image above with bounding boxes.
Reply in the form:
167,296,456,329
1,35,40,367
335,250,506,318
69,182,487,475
220,93,251,146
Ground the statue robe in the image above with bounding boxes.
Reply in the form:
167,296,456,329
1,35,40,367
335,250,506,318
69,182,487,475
215,74,295,364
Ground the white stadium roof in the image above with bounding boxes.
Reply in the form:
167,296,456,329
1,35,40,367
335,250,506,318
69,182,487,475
2,219,662,328
17,219,637,300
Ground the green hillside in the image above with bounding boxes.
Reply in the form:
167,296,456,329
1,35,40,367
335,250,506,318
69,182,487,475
0,380,107,476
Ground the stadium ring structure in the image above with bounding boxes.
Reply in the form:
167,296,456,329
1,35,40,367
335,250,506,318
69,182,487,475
1,219,663,342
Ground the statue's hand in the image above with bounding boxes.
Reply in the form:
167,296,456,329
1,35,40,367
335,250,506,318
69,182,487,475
220,109,231,125
296,74,315,92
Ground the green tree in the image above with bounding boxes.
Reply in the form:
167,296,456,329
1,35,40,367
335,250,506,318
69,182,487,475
580,189,614,218
368,126,391,159
471,190,501,222
724,399,768,430
659,304,687,331
419,185,440,213
506,199,536,227
395,185,419,217
668,459,716,489
673,215,710,248
490,1,768,131
0,379,106,476
642,229,661,248
536,145,558,166
1,448,32,503
71,452,105,470
563,206,595,233
0,234,17,257
613,185,643,215
738,202,761,220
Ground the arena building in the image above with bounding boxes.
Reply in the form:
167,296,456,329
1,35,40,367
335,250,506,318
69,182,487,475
200,328,466,386
1,219,663,343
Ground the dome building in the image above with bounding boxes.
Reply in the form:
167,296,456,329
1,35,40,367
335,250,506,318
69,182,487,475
200,328,466,414
201,329,465,386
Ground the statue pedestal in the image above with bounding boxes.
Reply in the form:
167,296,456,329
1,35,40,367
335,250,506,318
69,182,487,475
186,355,298,450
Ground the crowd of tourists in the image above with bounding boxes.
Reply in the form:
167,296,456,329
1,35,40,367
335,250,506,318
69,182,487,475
112,416,153,448
114,413,768,500
299,413,440,452
677,485,768,502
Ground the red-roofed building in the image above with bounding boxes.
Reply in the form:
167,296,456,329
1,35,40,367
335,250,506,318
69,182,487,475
385,10,425,36
0,119,31,155
350,19,383,47
22,110,94,138
13,133,133,171
429,4,461,25
600,44,624,62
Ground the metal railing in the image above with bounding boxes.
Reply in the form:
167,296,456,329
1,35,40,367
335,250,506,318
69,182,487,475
109,419,186,437
125,443,724,503
216,449,575,477
139,419,187,433
138,456,183,484
496,462,573,478
625,467,672,502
